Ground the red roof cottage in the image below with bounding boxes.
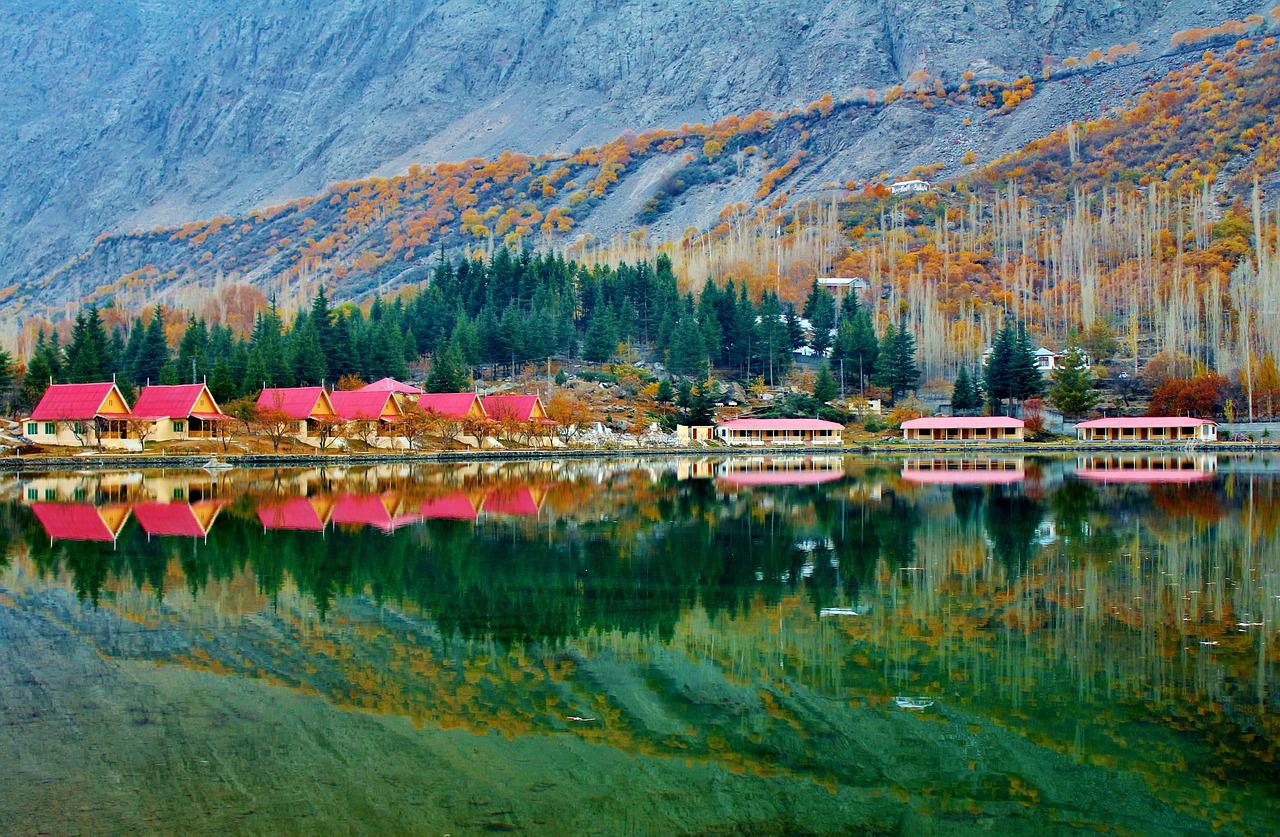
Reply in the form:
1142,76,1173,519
359,377,425,396
255,387,338,445
131,383,229,442
330,390,408,448
901,416,1025,442
416,392,487,420
23,382,135,449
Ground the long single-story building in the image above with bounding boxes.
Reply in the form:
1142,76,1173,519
901,416,1025,442
715,418,843,446
23,382,136,449
131,383,229,442
1074,417,1218,443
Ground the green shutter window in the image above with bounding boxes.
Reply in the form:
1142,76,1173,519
26,488,37,500
45,422,56,435
173,420,184,433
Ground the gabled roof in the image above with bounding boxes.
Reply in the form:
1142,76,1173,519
256,497,329,531
1033,347,1059,357
901,416,1024,430
30,503,131,542
417,392,485,419
481,487,541,516
330,390,401,421
331,493,420,532
419,492,479,520
359,377,424,395
256,387,331,420
482,395,545,422
29,382,128,421
132,384,220,419
1076,417,1216,428
717,418,844,431
132,500,225,537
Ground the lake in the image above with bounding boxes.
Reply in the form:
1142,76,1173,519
1,454,1277,835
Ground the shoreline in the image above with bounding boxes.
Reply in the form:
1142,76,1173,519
3,441,1278,473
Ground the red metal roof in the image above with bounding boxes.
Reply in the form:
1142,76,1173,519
482,487,540,516
256,387,326,419
717,418,844,431
359,377,424,395
482,395,543,421
132,384,216,419
256,497,327,531
331,493,420,532
30,503,129,542
417,392,483,419
28,382,124,421
1075,417,1216,429
132,501,224,537
419,493,478,520
901,416,1024,430
330,390,396,421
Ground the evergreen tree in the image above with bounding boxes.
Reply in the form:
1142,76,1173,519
984,319,1042,415
0,349,14,413
582,307,616,363
813,364,838,404
21,331,55,408
1048,344,1098,419
176,316,209,383
873,319,920,400
951,366,976,412
426,339,469,392
1011,322,1044,402
655,378,675,403
64,306,111,383
134,308,170,386
292,319,327,384
808,287,836,357
675,379,714,426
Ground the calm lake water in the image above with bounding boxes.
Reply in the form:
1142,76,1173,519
1,454,1277,835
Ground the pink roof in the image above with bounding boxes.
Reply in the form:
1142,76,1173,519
901,416,1024,430
131,384,217,419
901,468,1025,485
256,387,327,420
330,390,396,421
719,469,844,486
717,418,844,431
257,497,327,531
359,377,424,395
417,392,483,419
482,487,540,516
132,501,223,537
1075,417,1216,429
1076,468,1215,484
30,503,128,542
482,395,543,421
29,382,124,421
419,493,478,520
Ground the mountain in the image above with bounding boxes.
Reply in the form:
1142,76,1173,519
2,0,1270,321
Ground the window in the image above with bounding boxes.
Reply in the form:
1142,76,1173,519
172,487,185,500
44,488,55,500
26,488,37,500
26,422,37,435
44,422,56,435
72,422,87,435
172,420,185,433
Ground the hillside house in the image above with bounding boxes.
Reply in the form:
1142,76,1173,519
890,179,930,194
23,382,136,450
131,383,229,442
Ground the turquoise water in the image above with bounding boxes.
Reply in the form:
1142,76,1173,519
0,454,1276,835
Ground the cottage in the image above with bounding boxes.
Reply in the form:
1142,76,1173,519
132,500,226,539
416,392,487,420
1074,417,1218,443
890,179,931,194
715,418,843,446
255,386,338,445
23,381,136,449
330,390,407,448
901,416,1025,442
131,383,229,443
359,377,425,397
30,502,132,543
482,395,548,422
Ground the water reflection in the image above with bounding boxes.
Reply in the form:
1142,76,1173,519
1,454,1278,833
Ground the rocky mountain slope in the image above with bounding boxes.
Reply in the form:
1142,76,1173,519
1,0,1269,318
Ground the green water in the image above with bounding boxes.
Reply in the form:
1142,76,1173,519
1,454,1277,835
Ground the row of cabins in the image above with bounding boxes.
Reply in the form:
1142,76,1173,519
22,379,549,450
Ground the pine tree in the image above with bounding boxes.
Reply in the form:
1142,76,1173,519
582,307,616,363
808,287,836,357
813,364,838,404
1011,322,1044,403
1048,345,1098,419
952,366,976,412
426,339,469,392
134,308,170,387
64,306,111,383
0,349,14,413
655,378,675,403
21,331,55,408
873,319,920,400
176,316,209,383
